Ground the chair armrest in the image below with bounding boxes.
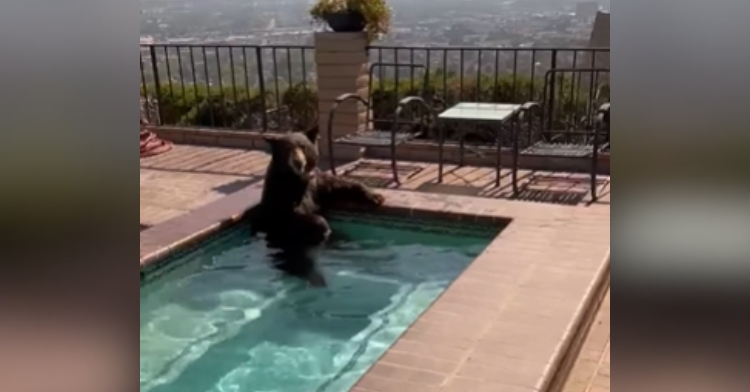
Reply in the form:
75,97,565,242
518,102,542,122
431,95,448,112
393,96,434,138
596,103,610,128
332,93,371,108
396,96,432,115
594,103,610,145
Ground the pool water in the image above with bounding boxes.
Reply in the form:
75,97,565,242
140,213,498,392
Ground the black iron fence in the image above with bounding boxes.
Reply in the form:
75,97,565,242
140,44,316,131
140,43,609,144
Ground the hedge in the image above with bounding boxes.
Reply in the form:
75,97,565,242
141,72,608,144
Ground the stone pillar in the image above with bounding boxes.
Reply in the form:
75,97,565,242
314,32,370,162
588,11,610,70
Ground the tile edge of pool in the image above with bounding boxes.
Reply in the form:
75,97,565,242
141,198,513,276
141,209,510,285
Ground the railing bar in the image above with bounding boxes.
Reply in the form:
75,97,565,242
216,47,225,128
177,47,187,101
476,50,482,103
140,52,151,123
164,46,175,100
512,50,518,103
201,47,215,128
530,50,537,102
190,47,199,103
301,48,308,89
229,48,239,129
494,49,500,102
459,49,465,101
242,48,252,131
273,48,281,129
149,46,163,126
256,47,268,132
410,49,415,92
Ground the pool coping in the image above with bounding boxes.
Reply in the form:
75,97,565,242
140,185,610,392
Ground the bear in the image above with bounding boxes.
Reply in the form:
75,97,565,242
248,126,385,287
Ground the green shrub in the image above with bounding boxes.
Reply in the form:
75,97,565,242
140,71,604,142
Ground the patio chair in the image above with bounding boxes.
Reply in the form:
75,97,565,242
516,68,610,200
326,62,442,185
598,103,610,153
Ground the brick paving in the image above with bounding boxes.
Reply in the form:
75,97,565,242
335,159,611,206
140,145,611,392
140,145,270,226
562,290,611,392
140,145,609,227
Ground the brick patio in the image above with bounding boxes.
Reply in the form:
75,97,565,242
563,291,611,392
140,145,610,227
140,146,270,227
140,144,610,392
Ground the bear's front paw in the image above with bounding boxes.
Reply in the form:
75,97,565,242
366,192,386,207
306,228,330,246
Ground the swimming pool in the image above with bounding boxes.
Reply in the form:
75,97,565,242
140,212,500,392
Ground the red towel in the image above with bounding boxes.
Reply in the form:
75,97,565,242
140,127,172,158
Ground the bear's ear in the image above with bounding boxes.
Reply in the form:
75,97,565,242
263,135,283,153
304,126,320,144
263,134,283,144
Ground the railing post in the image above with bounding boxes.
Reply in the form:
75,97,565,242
547,49,558,131
256,47,268,132
149,46,164,126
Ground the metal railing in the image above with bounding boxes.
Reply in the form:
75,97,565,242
140,43,609,143
140,44,316,131
366,46,610,146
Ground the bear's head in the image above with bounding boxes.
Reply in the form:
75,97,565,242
263,126,320,180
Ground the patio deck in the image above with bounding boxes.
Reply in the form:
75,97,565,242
140,145,610,227
140,146,270,227
563,291,611,392
140,144,610,392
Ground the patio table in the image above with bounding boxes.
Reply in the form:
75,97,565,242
437,102,522,190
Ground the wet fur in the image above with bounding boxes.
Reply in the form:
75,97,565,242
249,126,385,286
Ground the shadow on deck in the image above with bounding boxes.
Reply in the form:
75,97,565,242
140,145,609,228
336,160,610,207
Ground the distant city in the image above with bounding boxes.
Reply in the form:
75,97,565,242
140,0,610,98
141,0,610,48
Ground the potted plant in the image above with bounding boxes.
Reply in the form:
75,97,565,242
310,0,392,41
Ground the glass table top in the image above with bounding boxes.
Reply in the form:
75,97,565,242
438,102,522,122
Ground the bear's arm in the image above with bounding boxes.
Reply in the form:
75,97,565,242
289,210,332,245
245,205,263,236
313,173,385,210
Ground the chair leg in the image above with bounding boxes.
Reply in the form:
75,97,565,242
495,125,502,188
438,124,445,183
512,123,520,197
591,149,599,201
329,147,337,176
391,151,401,185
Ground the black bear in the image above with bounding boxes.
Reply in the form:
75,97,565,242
249,126,385,286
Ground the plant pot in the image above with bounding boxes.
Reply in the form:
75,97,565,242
324,10,366,33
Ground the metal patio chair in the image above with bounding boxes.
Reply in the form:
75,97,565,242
326,62,442,185
598,102,610,153
516,68,610,200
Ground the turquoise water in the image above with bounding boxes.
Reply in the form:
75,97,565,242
140,213,498,392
